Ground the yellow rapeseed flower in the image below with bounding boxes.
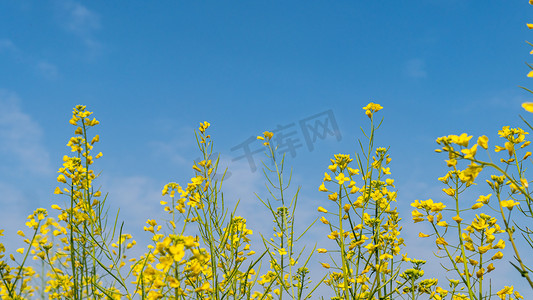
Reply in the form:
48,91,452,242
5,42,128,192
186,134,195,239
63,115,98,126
435,237,448,246
477,135,489,149
492,251,504,260
461,144,478,159
523,151,532,159
436,221,448,227
327,231,339,239
91,134,99,145
523,102,533,113
335,173,349,185
435,286,448,295
347,167,359,175
343,203,351,213
57,174,67,183
500,199,519,210
522,178,529,188
445,158,457,167
476,268,484,278
487,263,495,273
199,121,211,133
442,188,455,196
452,215,463,223
263,131,274,139
493,239,505,249
192,164,202,172
323,172,332,181
350,186,359,194
362,102,383,118
471,203,484,210
328,192,338,201
379,253,393,260
477,244,492,254
412,210,424,223
195,281,210,292
496,286,513,298
456,133,473,147
477,194,492,204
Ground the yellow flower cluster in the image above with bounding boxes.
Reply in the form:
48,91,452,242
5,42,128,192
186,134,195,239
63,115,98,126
138,121,262,299
417,114,532,297
3,95,532,300
362,102,383,118
316,103,417,298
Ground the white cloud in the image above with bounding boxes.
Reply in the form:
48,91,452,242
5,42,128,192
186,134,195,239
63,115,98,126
0,39,16,52
63,1,100,35
148,121,198,166
0,90,52,176
101,175,164,224
404,58,427,78
0,40,60,79
150,140,192,166
97,174,169,251
36,61,59,80
56,0,102,54
0,181,30,215
0,39,60,80
452,88,529,114
0,182,34,254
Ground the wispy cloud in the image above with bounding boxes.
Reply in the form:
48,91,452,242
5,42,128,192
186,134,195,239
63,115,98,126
404,58,427,79
0,90,52,176
36,61,59,80
445,87,529,115
63,2,100,35
98,174,167,247
150,140,193,166
0,39,60,80
55,0,102,54
216,155,263,207
0,181,35,254
0,39,16,52
148,120,198,166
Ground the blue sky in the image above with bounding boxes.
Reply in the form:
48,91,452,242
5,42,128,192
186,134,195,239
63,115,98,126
1,0,533,297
